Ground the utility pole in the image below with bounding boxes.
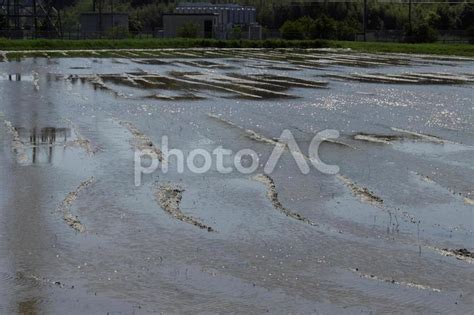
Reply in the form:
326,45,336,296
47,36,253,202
13,0,20,29
363,0,367,41
111,0,114,29
6,0,10,29
98,0,103,35
33,0,38,38
408,0,412,33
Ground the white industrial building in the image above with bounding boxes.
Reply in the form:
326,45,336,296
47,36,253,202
163,2,262,40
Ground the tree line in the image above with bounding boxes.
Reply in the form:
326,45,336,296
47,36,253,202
52,0,474,42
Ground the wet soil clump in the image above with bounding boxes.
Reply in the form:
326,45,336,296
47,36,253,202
253,174,315,226
155,184,215,232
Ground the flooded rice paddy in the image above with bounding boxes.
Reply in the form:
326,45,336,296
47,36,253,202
0,48,473,313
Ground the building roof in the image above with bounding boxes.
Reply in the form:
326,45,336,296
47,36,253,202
80,12,129,16
162,13,219,16
176,2,256,10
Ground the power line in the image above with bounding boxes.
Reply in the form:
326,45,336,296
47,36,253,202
290,0,473,3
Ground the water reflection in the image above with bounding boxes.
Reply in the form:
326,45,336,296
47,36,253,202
1,61,59,314
17,127,71,164
0,74,34,82
17,299,38,315
9,74,21,81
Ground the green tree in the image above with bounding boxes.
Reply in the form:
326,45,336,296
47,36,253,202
337,20,359,41
177,22,199,38
0,15,6,29
130,2,172,32
280,20,304,40
231,26,242,40
313,15,338,39
406,22,438,43
105,26,130,39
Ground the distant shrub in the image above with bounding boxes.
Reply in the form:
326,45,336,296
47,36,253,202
106,26,130,39
280,20,304,40
467,25,474,44
177,22,198,38
280,15,355,41
336,21,358,41
312,15,338,40
230,26,242,40
405,23,438,43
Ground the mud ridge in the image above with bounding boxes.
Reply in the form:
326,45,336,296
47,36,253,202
146,93,204,101
27,274,67,288
326,72,474,84
353,134,395,144
161,72,263,99
209,113,354,155
65,119,98,155
412,171,472,202
2,119,28,163
353,128,451,145
390,127,447,144
464,198,474,206
244,129,279,145
208,113,278,145
1,270,67,289
177,60,235,69
155,184,215,232
57,177,95,233
32,71,40,91
336,176,421,232
253,174,315,226
132,59,169,65
325,139,357,149
402,72,474,84
432,247,474,264
66,138,97,155
119,121,163,161
249,74,329,88
176,75,266,99
88,74,127,98
78,70,312,100
336,174,384,206
445,248,474,258
349,268,441,292
173,72,296,99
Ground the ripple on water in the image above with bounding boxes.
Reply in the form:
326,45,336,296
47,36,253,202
0,270,44,289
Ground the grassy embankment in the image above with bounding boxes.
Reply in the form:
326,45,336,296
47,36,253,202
329,40,474,57
0,38,473,58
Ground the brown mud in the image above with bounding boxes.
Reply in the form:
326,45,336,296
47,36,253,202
464,198,474,206
432,247,474,264
446,248,474,258
72,70,328,100
390,127,448,144
207,113,278,145
253,174,315,226
119,121,163,161
412,171,473,202
325,72,474,84
353,128,450,145
336,174,384,206
57,177,95,233
209,113,354,154
155,184,215,232
2,119,28,163
65,119,98,155
229,73,328,89
349,268,441,292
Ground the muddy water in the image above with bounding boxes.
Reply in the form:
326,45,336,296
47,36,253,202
0,49,473,313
